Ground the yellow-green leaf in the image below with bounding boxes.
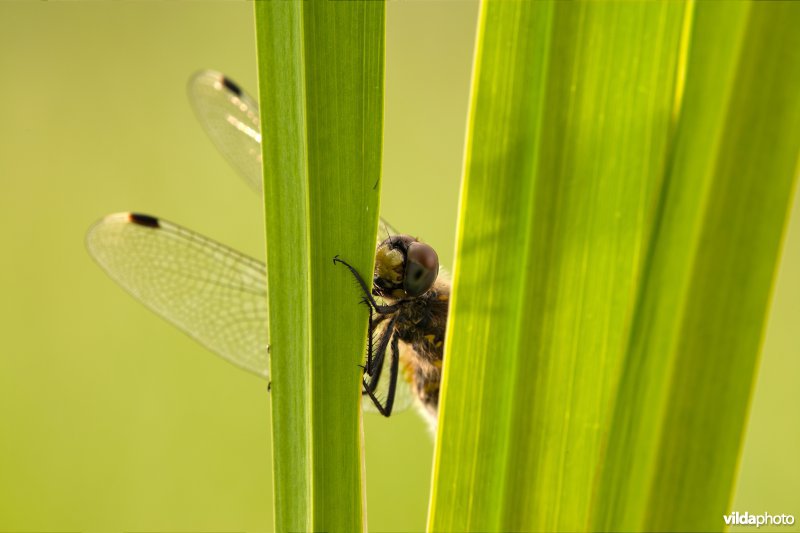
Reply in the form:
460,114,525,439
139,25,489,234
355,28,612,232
429,1,799,531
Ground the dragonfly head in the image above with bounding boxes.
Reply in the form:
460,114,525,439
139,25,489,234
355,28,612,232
373,235,439,300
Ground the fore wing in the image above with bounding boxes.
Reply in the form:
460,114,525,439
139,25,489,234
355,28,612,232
188,71,263,193
188,70,398,235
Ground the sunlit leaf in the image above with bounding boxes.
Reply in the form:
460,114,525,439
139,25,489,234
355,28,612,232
429,2,800,531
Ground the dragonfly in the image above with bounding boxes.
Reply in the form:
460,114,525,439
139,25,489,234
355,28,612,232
86,70,449,427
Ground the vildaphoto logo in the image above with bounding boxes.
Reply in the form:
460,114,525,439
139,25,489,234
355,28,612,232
723,511,795,528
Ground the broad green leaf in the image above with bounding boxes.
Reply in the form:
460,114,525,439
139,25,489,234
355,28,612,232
429,1,799,532
594,3,800,531
255,3,384,532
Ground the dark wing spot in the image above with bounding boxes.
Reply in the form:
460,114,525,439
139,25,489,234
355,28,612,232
222,76,243,97
127,213,160,228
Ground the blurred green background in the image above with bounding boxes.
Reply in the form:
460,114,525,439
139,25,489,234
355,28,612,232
0,3,795,532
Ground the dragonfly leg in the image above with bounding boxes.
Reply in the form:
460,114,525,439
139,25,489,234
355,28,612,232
364,300,375,374
366,312,391,375
333,255,400,315
362,331,400,417
363,314,397,396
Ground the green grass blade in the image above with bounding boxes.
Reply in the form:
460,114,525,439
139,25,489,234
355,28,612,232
594,3,800,531
256,4,310,530
430,1,799,531
255,3,384,531
430,2,686,530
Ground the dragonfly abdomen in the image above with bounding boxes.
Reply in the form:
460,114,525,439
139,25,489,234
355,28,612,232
395,278,450,419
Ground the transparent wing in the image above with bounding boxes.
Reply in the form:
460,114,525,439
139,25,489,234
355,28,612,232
86,212,414,413
86,212,270,378
376,218,400,245
188,69,398,244
188,70,263,193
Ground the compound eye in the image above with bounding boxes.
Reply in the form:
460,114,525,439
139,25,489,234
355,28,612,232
403,242,439,297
